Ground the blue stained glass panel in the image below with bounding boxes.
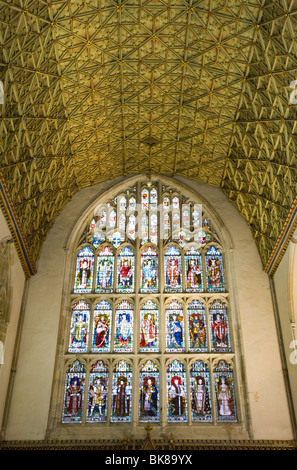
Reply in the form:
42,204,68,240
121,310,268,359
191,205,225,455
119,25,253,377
74,246,94,293
62,360,85,423
213,360,237,422
139,360,159,422
111,360,132,422
166,360,187,422
166,300,184,352
114,300,133,352
117,246,135,293
68,300,90,353
86,361,109,422
95,246,114,293
140,246,158,293
190,361,212,422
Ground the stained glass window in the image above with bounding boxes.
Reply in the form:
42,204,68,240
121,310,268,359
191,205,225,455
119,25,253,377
166,299,184,352
139,360,159,422
74,245,94,293
111,360,132,422
210,300,231,352
184,246,203,292
140,246,158,293
141,188,149,210
95,245,114,293
187,300,207,352
114,300,134,352
150,212,158,245
117,246,134,292
139,299,159,352
60,181,240,429
62,360,85,423
86,361,109,422
190,361,212,422
141,213,149,245
167,360,187,422
213,360,237,422
150,188,158,209
91,300,112,353
205,245,225,291
68,300,90,353
164,245,182,292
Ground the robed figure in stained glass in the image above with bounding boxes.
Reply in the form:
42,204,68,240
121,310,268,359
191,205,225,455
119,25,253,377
191,376,211,418
94,314,109,349
212,313,228,349
186,258,202,291
217,376,233,417
168,314,183,349
168,376,186,416
113,377,130,417
65,376,83,419
166,258,181,290
117,313,132,349
140,377,158,418
141,257,158,291
140,313,156,348
118,259,133,290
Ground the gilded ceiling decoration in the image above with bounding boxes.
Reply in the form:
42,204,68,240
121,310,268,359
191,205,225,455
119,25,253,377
0,0,297,276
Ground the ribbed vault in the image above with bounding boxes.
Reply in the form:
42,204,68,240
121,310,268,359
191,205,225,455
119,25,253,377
0,0,297,274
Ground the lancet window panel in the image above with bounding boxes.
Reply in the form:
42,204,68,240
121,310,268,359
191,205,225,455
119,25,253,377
61,359,238,425
59,181,241,430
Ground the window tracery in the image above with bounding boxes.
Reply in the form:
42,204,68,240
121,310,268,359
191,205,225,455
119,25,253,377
60,182,239,426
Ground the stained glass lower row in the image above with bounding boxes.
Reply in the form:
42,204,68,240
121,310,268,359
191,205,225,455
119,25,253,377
62,359,237,424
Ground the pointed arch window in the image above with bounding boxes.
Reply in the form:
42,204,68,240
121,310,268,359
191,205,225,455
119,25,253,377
56,180,243,432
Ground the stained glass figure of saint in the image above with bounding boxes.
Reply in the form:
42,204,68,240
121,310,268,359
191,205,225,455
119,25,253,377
111,360,132,422
127,214,136,240
95,245,114,293
185,247,203,292
91,300,112,353
139,360,159,422
117,246,134,293
190,361,212,422
210,301,231,352
205,245,225,291
141,213,149,245
166,300,184,352
167,360,187,422
74,246,94,293
187,300,207,352
62,361,85,423
213,360,237,422
164,245,182,292
139,300,159,352
141,188,149,210
86,361,109,422
163,213,171,240
68,300,90,353
140,246,158,293
114,300,133,352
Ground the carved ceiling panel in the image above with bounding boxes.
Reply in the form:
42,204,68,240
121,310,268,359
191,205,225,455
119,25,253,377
0,0,297,272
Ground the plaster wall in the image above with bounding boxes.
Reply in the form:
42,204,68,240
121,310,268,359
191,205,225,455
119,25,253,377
3,175,293,441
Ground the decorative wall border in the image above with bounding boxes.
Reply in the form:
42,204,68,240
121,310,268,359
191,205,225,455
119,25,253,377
0,172,36,278
264,195,297,276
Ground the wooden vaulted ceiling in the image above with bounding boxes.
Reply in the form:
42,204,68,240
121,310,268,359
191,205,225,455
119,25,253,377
1,0,297,276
